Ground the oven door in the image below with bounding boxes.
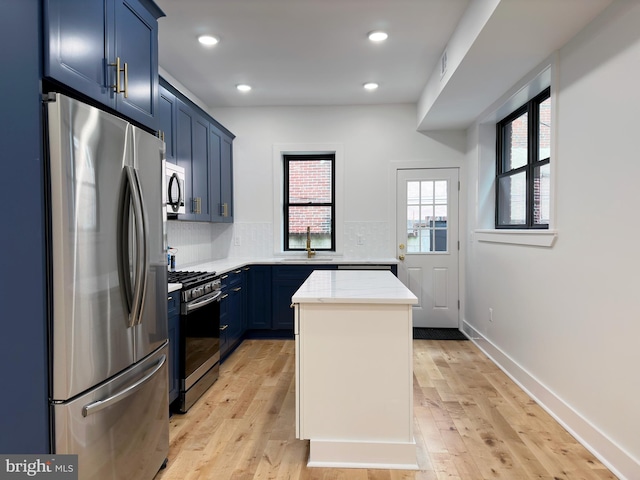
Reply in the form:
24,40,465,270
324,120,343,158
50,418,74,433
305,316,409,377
181,290,221,391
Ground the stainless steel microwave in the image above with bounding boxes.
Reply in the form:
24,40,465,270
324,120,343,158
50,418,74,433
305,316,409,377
165,162,185,215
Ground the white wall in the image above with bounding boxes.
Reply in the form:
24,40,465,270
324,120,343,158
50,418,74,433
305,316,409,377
464,1,640,477
206,104,466,259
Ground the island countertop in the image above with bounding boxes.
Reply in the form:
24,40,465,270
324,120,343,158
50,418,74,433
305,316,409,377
292,270,417,305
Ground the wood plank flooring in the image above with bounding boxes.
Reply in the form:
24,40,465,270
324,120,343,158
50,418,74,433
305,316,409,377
155,340,616,480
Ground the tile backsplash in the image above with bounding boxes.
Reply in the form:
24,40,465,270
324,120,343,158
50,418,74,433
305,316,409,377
166,220,391,267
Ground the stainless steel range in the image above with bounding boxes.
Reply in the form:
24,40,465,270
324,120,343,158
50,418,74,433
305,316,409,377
168,271,221,413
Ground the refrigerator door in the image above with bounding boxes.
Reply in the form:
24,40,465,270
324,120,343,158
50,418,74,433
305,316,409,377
52,344,169,480
48,94,136,401
130,126,168,361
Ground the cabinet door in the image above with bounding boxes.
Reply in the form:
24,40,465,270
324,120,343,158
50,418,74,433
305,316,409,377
247,266,272,329
158,84,176,162
272,279,301,331
113,0,159,129
220,134,234,222
219,291,229,359
176,101,194,217
226,283,244,349
208,124,223,222
44,0,110,102
176,101,210,221
191,112,211,220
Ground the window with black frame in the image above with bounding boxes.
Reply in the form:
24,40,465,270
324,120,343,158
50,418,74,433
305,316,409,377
496,88,551,228
283,153,335,251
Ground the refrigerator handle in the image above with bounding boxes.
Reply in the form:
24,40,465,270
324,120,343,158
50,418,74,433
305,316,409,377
131,167,149,326
81,354,166,417
118,166,146,327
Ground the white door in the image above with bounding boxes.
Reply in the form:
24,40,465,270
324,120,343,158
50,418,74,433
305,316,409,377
396,168,459,328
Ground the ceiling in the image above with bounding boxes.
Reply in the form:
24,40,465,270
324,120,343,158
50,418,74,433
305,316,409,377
156,0,470,108
156,0,613,130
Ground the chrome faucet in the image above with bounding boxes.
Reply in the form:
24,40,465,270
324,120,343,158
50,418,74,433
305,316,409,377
306,226,315,258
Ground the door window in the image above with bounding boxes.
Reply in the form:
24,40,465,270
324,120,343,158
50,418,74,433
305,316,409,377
406,180,448,253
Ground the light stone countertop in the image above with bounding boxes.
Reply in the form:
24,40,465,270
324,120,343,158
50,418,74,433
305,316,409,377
177,256,399,276
292,270,417,304
168,283,182,294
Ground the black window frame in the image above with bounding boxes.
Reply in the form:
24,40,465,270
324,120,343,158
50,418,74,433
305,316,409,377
283,153,336,251
496,87,551,229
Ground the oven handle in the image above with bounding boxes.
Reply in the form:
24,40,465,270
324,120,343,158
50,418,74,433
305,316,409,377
184,290,222,313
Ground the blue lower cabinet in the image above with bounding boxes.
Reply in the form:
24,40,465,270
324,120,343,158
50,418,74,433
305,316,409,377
167,292,180,405
220,268,246,361
271,265,336,331
247,266,272,329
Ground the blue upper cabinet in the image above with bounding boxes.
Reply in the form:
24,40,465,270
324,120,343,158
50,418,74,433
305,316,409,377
159,83,177,162
220,133,234,223
160,78,235,223
209,123,235,222
176,99,211,221
43,0,164,131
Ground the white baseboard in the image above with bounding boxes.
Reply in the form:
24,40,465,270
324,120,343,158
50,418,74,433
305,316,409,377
461,320,639,480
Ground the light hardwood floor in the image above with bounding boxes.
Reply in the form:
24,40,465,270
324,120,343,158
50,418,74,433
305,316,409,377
155,339,616,480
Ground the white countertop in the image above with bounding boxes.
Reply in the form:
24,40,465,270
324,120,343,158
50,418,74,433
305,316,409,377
168,283,182,294
177,256,399,276
292,270,418,304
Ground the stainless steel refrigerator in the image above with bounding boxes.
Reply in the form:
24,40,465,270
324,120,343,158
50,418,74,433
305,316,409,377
46,93,169,480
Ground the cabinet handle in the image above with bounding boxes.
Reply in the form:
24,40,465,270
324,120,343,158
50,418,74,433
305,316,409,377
167,296,172,301
221,202,228,217
221,275,229,280
109,57,128,97
192,197,202,214
243,267,250,271
220,324,228,331
233,269,242,274
123,60,128,98
221,294,229,300
233,287,242,292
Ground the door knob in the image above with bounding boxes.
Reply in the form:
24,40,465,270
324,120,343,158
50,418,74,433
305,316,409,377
399,254,405,261
399,244,405,250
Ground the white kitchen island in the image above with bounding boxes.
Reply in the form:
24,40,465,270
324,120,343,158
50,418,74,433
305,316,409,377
292,270,418,469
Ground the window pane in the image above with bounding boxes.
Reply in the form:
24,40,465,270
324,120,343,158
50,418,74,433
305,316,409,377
434,181,447,204
539,97,551,161
533,163,550,225
407,181,420,205
498,172,526,225
288,206,332,249
406,178,450,252
421,205,434,221
434,228,447,252
503,112,528,171
420,181,433,204
288,160,332,203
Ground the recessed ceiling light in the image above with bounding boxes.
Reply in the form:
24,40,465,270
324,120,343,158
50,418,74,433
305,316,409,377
198,35,219,46
236,84,252,92
368,31,388,42
363,82,379,91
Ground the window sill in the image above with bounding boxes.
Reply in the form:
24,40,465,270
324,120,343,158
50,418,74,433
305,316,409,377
475,229,558,247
